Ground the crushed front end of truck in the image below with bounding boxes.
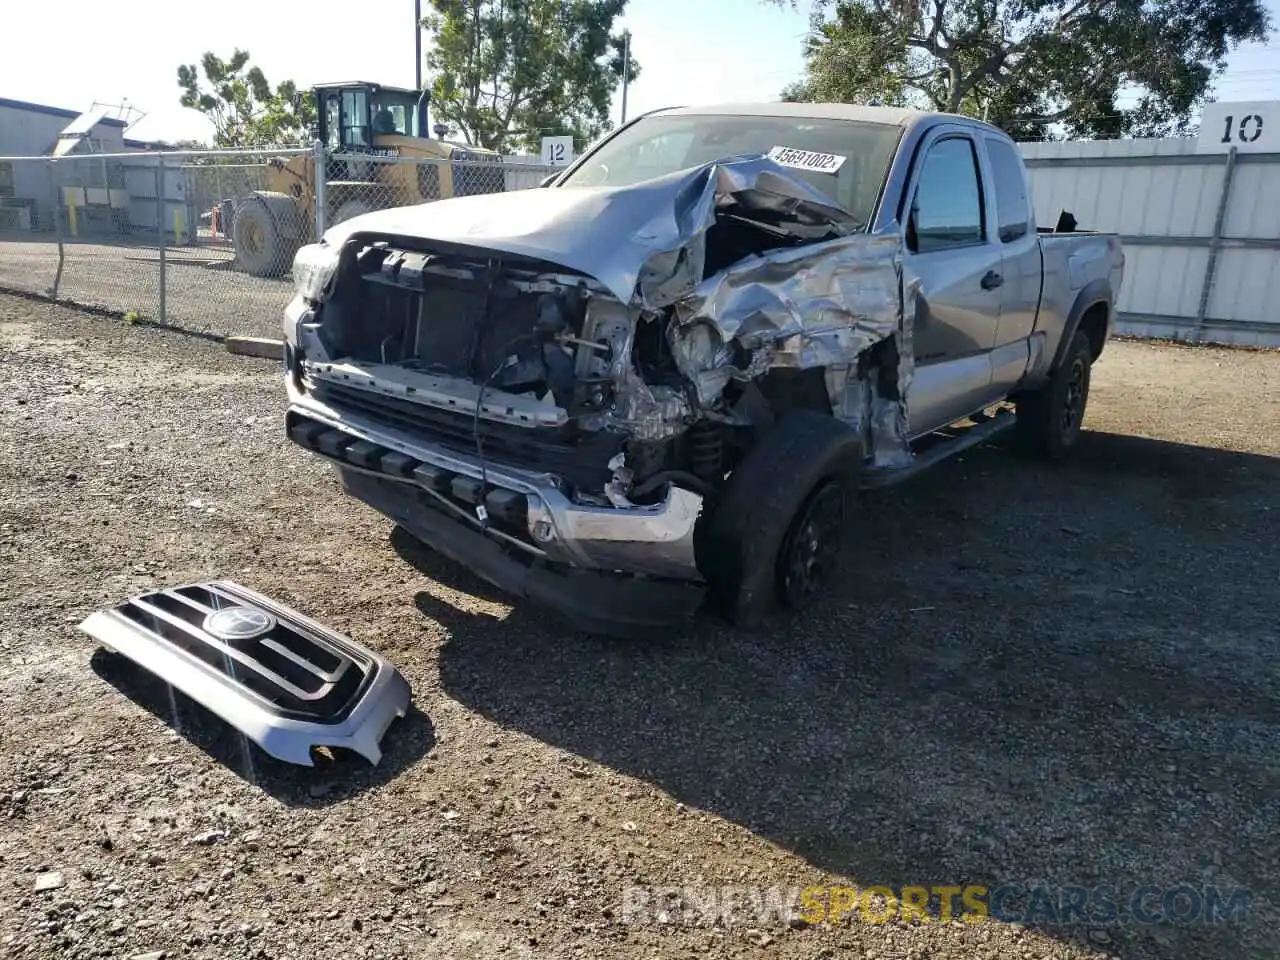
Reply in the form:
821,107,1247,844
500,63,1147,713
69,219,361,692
282,156,908,634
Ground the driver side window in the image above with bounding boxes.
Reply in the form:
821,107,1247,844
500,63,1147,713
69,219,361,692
910,137,985,252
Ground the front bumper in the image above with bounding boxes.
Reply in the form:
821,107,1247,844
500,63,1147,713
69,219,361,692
285,381,707,635
339,470,704,636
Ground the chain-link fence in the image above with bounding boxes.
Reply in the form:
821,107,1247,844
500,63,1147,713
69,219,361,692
0,146,560,339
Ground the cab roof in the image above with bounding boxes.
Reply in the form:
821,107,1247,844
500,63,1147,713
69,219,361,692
647,102,1008,138
312,81,422,97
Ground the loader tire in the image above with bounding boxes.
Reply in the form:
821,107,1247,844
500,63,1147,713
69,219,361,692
698,411,863,629
233,200,297,278
1015,329,1093,459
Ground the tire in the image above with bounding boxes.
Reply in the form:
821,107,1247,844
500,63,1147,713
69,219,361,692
698,411,863,629
1015,329,1092,458
232,200,295,278
331,199,375,226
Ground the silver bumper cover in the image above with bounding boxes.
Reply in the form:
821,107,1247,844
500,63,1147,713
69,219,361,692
286,379,704,581
80,581,410,766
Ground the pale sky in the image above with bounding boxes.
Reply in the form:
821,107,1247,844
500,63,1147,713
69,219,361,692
1,0,1277,147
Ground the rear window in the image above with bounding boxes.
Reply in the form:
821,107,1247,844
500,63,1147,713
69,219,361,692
985,137,1031,242
559,114,902,226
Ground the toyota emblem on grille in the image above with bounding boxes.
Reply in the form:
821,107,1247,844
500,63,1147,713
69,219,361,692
204,606,276,641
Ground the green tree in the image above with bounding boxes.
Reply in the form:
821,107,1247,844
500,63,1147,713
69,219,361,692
177,50,316,147
423,0,639,153
776,0,1272,139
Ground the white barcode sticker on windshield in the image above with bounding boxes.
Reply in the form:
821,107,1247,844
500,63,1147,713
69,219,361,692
767,145,846,174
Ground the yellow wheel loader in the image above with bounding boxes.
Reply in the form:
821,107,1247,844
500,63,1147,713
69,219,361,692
230,81,501,277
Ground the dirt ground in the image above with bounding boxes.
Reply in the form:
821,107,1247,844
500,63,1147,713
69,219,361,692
1,292,1276,960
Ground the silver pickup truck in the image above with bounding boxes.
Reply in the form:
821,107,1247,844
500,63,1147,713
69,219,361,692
282,104,1124,635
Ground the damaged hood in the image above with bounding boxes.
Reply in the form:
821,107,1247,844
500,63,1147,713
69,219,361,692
325,156,860,306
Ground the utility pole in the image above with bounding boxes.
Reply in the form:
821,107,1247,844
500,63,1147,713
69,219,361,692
620,29,631,124
415,0,423,90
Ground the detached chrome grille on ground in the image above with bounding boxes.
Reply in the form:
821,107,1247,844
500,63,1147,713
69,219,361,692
80,581,410,766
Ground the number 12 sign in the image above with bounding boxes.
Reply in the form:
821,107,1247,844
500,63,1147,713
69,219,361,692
1197,101,1277,153
541,136,575,167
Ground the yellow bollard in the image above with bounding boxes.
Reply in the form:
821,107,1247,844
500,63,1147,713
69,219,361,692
67,199,78,237
173,207,183,244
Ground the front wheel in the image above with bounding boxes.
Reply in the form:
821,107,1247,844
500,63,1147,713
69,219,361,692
1015,329,1093,458
698,411,862,629
776,479,847,611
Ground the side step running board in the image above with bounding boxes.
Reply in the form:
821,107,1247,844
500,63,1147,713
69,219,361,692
862,407,1016,489
80,581,410,766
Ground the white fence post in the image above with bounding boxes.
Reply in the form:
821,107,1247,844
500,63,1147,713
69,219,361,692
155,153,167,324
313,141,327,241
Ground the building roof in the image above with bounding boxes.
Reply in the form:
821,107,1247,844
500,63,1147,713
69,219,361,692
123,137,174,150
0,97,128,127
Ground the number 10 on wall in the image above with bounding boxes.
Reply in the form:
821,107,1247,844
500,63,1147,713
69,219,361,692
1221,113,1264,144
1197,101,1277,153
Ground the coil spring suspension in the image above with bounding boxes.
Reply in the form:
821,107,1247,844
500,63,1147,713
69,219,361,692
690,421,724,482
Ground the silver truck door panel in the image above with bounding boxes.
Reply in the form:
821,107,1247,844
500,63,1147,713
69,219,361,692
989,338,1035,392
992,233,1041,393
901,131,1004,432
907,353,996,438
905,246,1003,364
995,239,1042,348
982,135,1041,394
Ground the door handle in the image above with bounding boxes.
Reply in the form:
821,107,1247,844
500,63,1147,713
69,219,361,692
981,270,1003,290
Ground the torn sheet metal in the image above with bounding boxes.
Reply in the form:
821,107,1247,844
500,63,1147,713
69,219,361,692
672,231,901,362
877,263,920,467
320,156,859,309
630,157,861,310
669,231,908,461
320,154,912,461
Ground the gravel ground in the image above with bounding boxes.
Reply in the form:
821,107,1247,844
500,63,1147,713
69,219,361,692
0,234,291,339
1,292,1277,960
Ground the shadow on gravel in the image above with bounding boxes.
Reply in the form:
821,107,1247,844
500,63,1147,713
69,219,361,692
89,648,434,807
413,428,1279,960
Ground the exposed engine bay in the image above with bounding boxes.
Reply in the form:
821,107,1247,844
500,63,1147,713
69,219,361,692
291,156,907,509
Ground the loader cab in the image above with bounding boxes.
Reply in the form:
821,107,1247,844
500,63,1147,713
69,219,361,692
314,82,429,153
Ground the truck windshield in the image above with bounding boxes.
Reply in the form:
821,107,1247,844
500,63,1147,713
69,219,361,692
559,113,902,224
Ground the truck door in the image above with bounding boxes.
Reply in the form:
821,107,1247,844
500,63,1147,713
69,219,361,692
983,135,1042,394
901,129,1005,436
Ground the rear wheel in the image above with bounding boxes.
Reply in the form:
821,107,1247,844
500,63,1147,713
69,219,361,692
699,411,862,628
1015,330,1093,458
